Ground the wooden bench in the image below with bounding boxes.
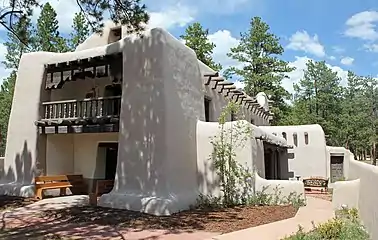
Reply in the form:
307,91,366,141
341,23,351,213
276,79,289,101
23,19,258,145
89,180,114,206
34,174,86,200
303,176,329,193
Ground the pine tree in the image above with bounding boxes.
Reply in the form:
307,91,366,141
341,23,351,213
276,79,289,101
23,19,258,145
225,17,294,124
0,0,149,41
291,60,343,145
0,72,17,155
68,12,90,51
34,3,68,52
2,15,34,69
181,22,222,71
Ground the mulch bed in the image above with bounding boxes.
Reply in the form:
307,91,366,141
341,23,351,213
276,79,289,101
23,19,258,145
0,196,38,211
40,204,298,234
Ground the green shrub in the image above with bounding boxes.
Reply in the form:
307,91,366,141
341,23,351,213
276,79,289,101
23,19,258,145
282,207,370,240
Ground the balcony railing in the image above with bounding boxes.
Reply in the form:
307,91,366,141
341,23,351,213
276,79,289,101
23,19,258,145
42,96,121,120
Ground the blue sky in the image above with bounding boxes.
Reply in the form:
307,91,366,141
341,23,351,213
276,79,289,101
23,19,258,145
1,0,378,93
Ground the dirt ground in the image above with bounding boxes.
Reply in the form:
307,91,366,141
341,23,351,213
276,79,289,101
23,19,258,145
40,204,298,234
0,195,298,239
0,196,38,211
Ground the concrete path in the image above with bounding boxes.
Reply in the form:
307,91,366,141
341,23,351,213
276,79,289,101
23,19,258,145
210,196,334,240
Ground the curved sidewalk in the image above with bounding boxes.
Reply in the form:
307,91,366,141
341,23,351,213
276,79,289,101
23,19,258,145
211,196,334,240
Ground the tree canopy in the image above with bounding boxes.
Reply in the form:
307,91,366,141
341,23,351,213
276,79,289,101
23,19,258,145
181,22,222,71
0,0,149,43
225,16,295,124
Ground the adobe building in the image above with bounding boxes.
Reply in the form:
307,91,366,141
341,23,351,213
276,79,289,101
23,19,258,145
0,22,291,215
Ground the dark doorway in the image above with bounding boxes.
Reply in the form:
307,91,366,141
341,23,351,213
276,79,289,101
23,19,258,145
99,142,118,180
204,97,211,122
264,149,273,179
263,143,281,180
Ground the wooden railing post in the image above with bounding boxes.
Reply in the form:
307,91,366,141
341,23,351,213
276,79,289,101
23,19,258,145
41,96,121,121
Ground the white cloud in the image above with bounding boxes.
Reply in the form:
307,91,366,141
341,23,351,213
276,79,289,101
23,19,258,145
332,46,345,53
285,56,348,94
287,31,326,57
328,56,336,60
340,56,354,66
148,3,196,29
208,30,240,70
364,43,378,52
146,0,256,16
345,11,378,41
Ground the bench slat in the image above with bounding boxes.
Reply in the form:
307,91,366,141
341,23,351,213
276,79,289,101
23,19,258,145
35,175,69,182
36,182,72,189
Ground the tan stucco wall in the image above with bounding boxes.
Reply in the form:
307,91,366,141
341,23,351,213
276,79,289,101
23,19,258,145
260,124,328,179
97,28,203,215
332,150,378,240
196,120,259,197
46,133,118,179
255,173,306,202
76,21,120,51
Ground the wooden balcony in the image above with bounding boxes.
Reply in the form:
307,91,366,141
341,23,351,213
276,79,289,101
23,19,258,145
35,96,121,134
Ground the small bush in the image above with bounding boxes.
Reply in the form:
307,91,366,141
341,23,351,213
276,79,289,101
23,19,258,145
282,207,370,240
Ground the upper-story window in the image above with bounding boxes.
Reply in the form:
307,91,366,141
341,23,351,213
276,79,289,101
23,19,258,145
293,132,298,147
304,132,309,145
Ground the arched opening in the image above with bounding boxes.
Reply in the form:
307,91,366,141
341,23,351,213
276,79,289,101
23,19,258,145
304,132,309,145
282,132,287,140
293,133,298,147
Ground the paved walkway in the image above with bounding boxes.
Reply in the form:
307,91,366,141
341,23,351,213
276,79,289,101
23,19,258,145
211,196,334,240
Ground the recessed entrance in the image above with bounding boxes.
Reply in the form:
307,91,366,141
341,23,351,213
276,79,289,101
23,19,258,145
330,155,344,183
264,144,281,180
98,142,118,180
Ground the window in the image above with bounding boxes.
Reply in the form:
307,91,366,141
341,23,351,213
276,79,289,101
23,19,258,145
204,97,211,122
251,119,255,125
282,132,287,140
304,132,309,145
293,133,298,147
231,111,236,121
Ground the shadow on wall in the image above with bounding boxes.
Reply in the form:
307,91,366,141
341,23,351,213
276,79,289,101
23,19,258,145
2,141,36,184
102,28,202,213
197,151,220,198
2,56,47,185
